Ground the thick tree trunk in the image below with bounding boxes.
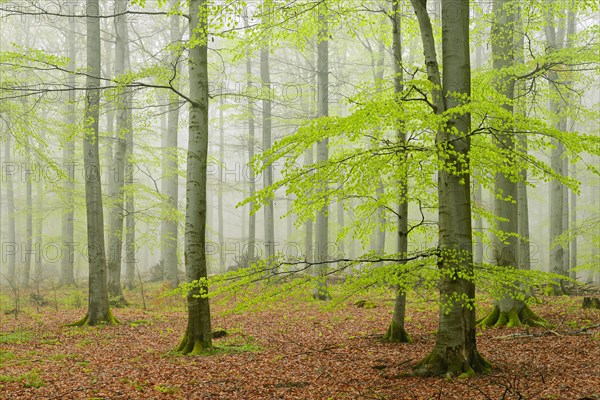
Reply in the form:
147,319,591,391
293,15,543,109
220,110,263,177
177,0,212,353
479,0,545,328
261,44,275,264
385,0,410,343
71,0,117,326
313,8,330,300
412,0,488,376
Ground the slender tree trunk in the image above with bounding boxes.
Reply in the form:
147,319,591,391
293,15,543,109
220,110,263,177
412,0,488,376
22,139,33,288
336,199,344,256
102,21,114,250
472,29,484,267
384,0,410,343
313,7,330,300
177,0,212,353
261,43,275,264
218,98,225,272
544,2,568,291
5,134,17,284
244,13,256,264
60,26,77,286
569,166,577,278
71,0,116,326
34,142,43,286
124,89,135,290
160,0,181,288
304,146,314,263
107,0,132,303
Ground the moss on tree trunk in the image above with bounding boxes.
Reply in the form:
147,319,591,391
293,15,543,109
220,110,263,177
478,303,546,328
68,308,119,326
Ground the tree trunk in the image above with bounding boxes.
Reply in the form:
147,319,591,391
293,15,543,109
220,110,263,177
218,98,225,272
124,99,135,290
60,22,77,287
304,146,314,264
5,134,17,284
243,10,256,265
478,0,545,328
313,8,330,300
106,0,131,304
384,0,410,343
177,0,212,353
34,142,44,287
22,139,33,288
161,0,182,287
71,0,117,326
544,4,568,293
411,0,488,376
261,44,275,264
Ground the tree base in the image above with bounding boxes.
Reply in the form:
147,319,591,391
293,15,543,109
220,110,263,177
413,348,490,377
544,283,566,296
383,321,412,343
109,295,129,308
477,304,546,328
176,332,213,355
311,287,331,301
67,308,119,326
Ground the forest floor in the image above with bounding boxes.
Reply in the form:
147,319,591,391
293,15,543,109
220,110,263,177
0,283,599,400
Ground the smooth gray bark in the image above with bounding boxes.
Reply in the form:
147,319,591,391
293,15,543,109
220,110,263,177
411,0,488,376
107,0,132,301
161,0,182,287
60,23,76,286
544,1,568,283
22,139,33,288
177,0,212,353
218,98,225,272
75,0,114,325
385,0,410,343
313,9,330,300
244,13,256,264
261,44,275,263
4,134,16,283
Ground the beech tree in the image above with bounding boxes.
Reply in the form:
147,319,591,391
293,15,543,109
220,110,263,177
411,0,489,376
161,0,183,288
177,0,213,353
72,0,117,326
477,0,546,328
107,0,133,303
384,0,411,343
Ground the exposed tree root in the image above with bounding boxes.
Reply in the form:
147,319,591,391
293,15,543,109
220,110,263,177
176,332,212,355
67,308,119,326
413,347,491,377
478,304,547,328
383,321,412,343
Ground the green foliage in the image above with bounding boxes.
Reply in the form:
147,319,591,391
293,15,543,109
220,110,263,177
0,370,44,388
0,331,32,344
